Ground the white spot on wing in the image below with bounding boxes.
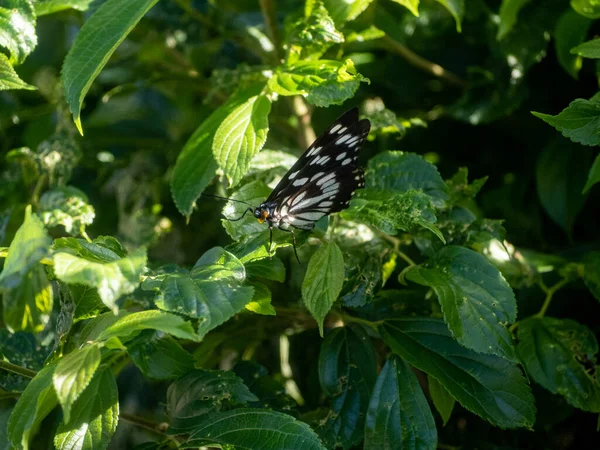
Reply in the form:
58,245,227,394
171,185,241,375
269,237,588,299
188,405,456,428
320,201,333,207
317,156,330,165
307,146,322,157
336,152,347,161
335,134,352,145
337,126,347,134
293,177,308,187
311,172,325,182
317,173,336,186
292,191,307,206
324,182,340,193
296,212,325,222
329,124,341,134
289,170,299,179
342,158,352,166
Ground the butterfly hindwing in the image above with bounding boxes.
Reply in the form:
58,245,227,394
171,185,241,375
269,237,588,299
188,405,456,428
268,108,369,230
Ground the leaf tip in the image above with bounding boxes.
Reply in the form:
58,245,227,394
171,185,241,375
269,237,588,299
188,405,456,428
74,116,84,136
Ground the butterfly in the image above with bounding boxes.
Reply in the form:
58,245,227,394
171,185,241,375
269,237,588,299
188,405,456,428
212,107,370,262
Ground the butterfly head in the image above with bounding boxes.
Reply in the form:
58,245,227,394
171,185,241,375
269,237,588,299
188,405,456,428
254,204,270,223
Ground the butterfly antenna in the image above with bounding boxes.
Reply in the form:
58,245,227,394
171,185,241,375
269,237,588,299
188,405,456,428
200,192,254,208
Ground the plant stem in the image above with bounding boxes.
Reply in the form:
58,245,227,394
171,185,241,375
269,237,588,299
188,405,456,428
536,277,570,318
290,96,316,150
377,232,417,267
120,412,177,442
0,360,38,379
31,174,47,206
259,0,282,62
382,35,467,88
335,312,381,329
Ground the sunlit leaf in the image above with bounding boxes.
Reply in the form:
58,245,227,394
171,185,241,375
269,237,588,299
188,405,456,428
96,310,199,342
389,0,419,17
34,0,94,16
0,54,35,90
39,186,95,235
245,282,275,315
323,0,374,24
0,0,36,64
571,0,600,19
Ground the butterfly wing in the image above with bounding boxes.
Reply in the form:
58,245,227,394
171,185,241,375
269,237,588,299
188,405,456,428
267,108,370,230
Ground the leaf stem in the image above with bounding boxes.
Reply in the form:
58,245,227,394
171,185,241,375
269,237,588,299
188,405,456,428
381,35,467,88
334,312,381,329
290,96,316,150
120,412,177,441
31,174,47,206
0,360,38,379
536,277,571,318
377,232,417,267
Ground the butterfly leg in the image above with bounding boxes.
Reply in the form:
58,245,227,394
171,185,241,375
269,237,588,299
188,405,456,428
268,225,273,258
279,228,301,264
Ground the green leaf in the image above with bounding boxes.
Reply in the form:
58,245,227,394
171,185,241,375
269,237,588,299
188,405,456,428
532,97,600,146
245,282,276,315
142,247,254,340
213,93,271,187
379,318,535,429
222,181,272,241
583,153,600,193
323,0,374,24
52,344,101,424
365,151,449,208
434,0,464,32
245,257,286,282
0,53,35,90
39,186,95,235
8,362,58,450
2,264,53,333
54,367,119,450
34,0,94,16
167,369,258,433
571,0,600,19
571,38,600,58
428,375,455,426
445,167,488,205
555,10,593,79
0,0,36,65
53,244,147,313
96,310,199,342
78,310,129,344
70,284,106,322
128,332,194,380
389,0,419,17
517,317,600,412
0,205,51,289
318,325,377,448
583,252,600,300
180,409,326,450
268,59,369,108
340,189,444,242
341,251,382,307
497,0,530,40
302,242,345,336
170,84,264,217
61,0,160,134
535,138,591,234
365,355,437,450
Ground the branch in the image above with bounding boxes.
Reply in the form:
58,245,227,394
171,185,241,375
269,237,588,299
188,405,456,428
259,0,282,62
290,96,316,149
0,360,38,379
382,35,467,88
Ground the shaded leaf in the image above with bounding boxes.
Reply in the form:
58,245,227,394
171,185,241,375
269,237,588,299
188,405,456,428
54,367,119,450
39,186,95,235
245,257,286,282
245,282,275,315
497,0,531,40
61,0,160,133
571,0,600,19
222,181,272,241
583,252,600,300
379,318,535,429
517,316,600,412
128,332,194,380
428,375,455,426
555,10,593,79
0,54,35,90
583,153,600,193
213,93,271,187
302,242,344,336
389,0,419,17
34,0,94,16
364,355,437,450
571,38,600,58
435,0,464,32
317,325,377,448
323,0,374,24
53,344,101,423
405,246,517,361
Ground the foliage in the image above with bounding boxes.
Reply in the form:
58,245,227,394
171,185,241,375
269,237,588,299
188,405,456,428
1,0,600,449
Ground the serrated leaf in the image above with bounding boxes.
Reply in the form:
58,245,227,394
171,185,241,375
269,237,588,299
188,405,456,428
39,186,95,235
34,0,93,16
555,10,593,79
268,59,368,108
61,0,160,133
52,244,147,313
232,361,297,412
245,282,275,315
142,247,253,340
245,257,286,282
78,310,129,344
405,246,517,361
445,167,488,205
7,362,58,450
583,153,600,193
0,0,36,65
379,318,535,429
497,0,530,40
180,409,326,450
532,97,600,146
571,0,600,19
341,189,444,242
128,332,194,380
366,151,449,208
53,344,101,423
96,310,199,342
70,284,106,322
54,367,119,450
0,205,51,289
583,252,600,300
213,93,271,187
2,264,53,333
435,0,464,32
571,38,600,58
0,330,52,392
317,325,377,448
323,0,374,24
167,369,258,434
390,0,419,17
302,242,344,336
428,375,455,426
517,317,600,412
365,355,437,450
0,53,35,90
341,252,381,307
222,181,272,241
535,138,591,234
171,84,264,217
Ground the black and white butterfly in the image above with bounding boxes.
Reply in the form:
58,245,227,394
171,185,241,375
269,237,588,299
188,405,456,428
219,107,370,262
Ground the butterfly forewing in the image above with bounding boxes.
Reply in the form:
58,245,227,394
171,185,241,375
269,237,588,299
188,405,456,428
268,108,370,230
